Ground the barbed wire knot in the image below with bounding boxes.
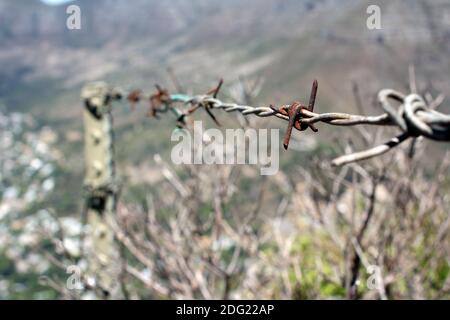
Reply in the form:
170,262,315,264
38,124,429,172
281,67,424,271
379,89,450,141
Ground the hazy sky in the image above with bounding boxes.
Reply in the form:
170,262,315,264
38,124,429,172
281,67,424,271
40,0,74,5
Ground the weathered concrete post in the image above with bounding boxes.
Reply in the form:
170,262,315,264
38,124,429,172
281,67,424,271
81,82,121,299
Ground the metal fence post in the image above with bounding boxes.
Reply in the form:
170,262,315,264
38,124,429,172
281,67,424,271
81,82,121,299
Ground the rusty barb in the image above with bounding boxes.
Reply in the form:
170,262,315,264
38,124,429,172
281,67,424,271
110,78,450,167
126,85,171,118
270,80,319,150
187,78,223,126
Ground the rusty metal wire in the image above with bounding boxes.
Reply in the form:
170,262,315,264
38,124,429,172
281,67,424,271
109,80,450,167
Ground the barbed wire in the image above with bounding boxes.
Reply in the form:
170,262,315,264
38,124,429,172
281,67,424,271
108,79,450,167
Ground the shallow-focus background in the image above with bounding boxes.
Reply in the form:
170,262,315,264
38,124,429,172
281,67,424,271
0,0,449,299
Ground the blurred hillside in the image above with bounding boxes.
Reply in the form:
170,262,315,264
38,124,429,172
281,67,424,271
1,0,450,116
0,0,449,216
0,0,450,300
0,0,449,210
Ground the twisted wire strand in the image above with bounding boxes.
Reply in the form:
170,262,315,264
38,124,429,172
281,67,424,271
111,86,450,166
